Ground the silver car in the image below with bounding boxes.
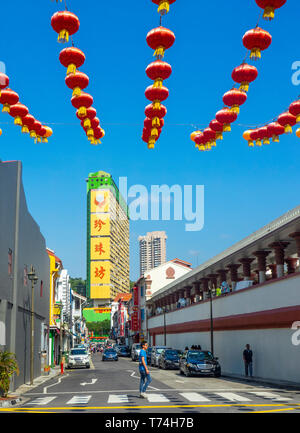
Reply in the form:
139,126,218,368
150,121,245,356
67,348,90,369
131,343,142,361
150,346,171,367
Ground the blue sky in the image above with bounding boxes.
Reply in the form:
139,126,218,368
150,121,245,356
1,0,299,281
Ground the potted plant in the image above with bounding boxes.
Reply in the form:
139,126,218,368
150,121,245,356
0,351,19,398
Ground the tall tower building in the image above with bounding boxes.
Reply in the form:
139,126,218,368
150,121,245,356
139,231,167,275
87,171,130,307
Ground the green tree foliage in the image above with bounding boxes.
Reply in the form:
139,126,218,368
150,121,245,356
87,320,111,336
0,351,19,397
70,278,86,297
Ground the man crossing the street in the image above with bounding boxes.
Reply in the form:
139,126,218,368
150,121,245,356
139,341,152,398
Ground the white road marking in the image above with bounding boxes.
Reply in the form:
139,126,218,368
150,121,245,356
28,396,56,405
214,392,252,402
144,393,170,402
180,392,211,402
80,379,98,386
66,395,92,405
249,392,292,401
108,394,130,404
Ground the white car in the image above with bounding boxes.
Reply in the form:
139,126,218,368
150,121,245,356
67,348,90,369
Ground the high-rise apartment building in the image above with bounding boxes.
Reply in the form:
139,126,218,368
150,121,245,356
139,231,167,275
86,171,130,307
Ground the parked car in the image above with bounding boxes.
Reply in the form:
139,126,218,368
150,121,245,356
151,346,171,367
131,343,142,361
102,348,118,361
67,348,90,369
147,347,153,364
117,346,130,357
159,349,180,370
179,350,221,377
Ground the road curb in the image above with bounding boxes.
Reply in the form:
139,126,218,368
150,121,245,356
0,396,23,408
222,373,300,390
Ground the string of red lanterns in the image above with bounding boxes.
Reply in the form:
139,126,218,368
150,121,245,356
0,71,53,142
190,0,287,152
51,7,105,146
243,96,300,147
142,1,176,149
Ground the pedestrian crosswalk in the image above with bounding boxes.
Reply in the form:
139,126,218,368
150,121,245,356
25,390,294,407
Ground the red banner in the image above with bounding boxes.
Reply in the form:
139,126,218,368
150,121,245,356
131,311,139,332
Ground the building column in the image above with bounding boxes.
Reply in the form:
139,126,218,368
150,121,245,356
289,232,300,271
268,264,278,279
193,282,201,303
185,286,192,305
200,278,209,299
269,242,290,278
253,251,271,284
216,269,228,285
226,264,241,290
239,258,254,280
285,258,298,274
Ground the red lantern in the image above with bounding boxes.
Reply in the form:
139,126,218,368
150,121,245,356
289,100,300,124
146,27,175,60
0,73,9,97
267,122,285,142
255,0,287,20
242,27,272,60
9,103,29,126
277,112,297,133
256,126,272,145
31,120,42,142
249,129,262,146
194,133,205,150
21,114,35,134
146,60,172,88
92,127,105,145
145,103,167,127
65,71,89,97
82,117,100,130
0,88,19,113
59,47,86,76
215,108,238,132
51,11,80,43
202,128,217,147
77,107,97,127
39,125,48,143
232,63,258,92
209,119,224,140
145,84,169,110
71,92,93,118
151,0,176,15
222,88,247,114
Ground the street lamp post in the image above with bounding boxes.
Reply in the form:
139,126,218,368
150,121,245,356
27,266,38,386
209,286,214,357
163,307,166,346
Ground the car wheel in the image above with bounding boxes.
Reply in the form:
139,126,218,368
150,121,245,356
180,368,184,375
86,365,90,369
163,363,166,370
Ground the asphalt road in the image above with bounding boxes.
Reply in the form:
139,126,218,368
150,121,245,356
4,353,300,414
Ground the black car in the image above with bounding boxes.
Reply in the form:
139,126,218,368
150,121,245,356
179,350,221,377
159,349,180,370
117,346,130,357
146,347,153,363
102,349,118,361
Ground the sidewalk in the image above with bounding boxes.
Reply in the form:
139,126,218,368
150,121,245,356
222,372,300,390
0,366,61,408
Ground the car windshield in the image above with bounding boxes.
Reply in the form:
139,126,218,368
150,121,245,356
71,349,87,355
187,351,213,361
165,350,178,357
156,348,166,354
105,350,116,354
134,345,141,349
